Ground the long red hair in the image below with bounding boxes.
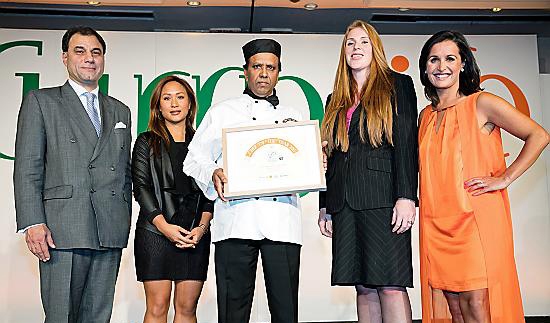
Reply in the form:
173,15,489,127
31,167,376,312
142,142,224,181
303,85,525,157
321,20,395,156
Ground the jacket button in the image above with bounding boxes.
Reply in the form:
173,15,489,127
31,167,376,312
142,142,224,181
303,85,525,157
111,190,116,196
274,121,279,124
110,166,115,171
70,138,76,143
273,197,277,201
90,188,96,193
252,117,256,121
88,164,94,169
255,197,260,200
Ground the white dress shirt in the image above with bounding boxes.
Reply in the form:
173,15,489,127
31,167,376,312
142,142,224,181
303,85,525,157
68,79,101,120
183,94,304,244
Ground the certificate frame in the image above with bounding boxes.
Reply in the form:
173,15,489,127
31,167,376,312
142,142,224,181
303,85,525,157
222,120,326,199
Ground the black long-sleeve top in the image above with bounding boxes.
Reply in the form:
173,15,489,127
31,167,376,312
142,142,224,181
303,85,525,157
132,131,213,235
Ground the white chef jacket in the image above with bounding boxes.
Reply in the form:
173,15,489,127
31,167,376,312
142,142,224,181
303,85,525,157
183,94,304,244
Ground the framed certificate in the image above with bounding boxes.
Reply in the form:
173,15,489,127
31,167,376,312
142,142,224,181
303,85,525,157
222,120,326,199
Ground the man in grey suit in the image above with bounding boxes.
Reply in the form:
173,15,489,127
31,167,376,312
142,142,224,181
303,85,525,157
13,26,132,323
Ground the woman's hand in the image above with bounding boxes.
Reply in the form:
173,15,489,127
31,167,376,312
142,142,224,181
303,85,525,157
392,199,416,234
153,215,195,248
318,208,333,238
474,92,550,191
159,223,194,248
177,212,213,248
464,175,511,196
182,224,208,248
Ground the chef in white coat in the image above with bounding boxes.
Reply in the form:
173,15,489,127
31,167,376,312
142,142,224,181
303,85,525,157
183,38,303,323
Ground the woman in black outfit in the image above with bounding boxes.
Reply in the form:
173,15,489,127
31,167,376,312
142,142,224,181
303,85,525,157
318,20,418,323
132,75,213,323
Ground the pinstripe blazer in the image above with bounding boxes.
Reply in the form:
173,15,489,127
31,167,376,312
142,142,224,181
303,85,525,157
14,81,132,249
320,72,418,214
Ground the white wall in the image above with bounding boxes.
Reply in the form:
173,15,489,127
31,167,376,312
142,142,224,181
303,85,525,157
0,30,548,322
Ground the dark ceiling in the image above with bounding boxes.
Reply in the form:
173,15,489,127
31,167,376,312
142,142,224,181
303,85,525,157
1,2,549,37
2,2,550,72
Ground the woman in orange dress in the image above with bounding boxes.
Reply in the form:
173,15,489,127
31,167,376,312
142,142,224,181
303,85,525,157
418,31,549,323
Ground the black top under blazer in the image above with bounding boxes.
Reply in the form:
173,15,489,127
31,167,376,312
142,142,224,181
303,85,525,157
131,131,213,235
320,72,419,214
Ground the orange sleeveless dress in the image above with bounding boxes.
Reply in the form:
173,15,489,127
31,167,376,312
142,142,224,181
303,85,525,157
418,92,525,323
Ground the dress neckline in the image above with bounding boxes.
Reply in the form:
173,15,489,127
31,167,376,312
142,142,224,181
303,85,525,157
430,95,468,112
167,129,187,144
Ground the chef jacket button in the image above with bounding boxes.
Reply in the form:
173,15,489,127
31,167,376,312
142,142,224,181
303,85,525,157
273,197,277,201
254,100,258,103
70,138,76,143
252,117,256,121
110,166,115,171
255,197,260,200
274,120,279,124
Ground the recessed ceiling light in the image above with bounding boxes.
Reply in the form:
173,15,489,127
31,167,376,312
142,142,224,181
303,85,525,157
187,1,201,6
398,7,410,11
492,7,502,12
86,1,100,5
209,27,242,33
304,2,318,10
261,27,294,33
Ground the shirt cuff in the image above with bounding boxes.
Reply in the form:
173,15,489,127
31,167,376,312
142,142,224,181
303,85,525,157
18,223,44,234
397,197,416,204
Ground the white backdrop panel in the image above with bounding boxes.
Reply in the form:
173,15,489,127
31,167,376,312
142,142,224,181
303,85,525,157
0,29,548,322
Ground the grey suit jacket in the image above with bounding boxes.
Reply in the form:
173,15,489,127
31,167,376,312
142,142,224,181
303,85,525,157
14,81,132,249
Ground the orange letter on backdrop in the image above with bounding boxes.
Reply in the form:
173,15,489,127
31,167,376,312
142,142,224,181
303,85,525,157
481,74,530,117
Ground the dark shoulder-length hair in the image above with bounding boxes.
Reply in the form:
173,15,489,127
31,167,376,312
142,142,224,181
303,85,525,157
419,30,481,107
147,75,197,156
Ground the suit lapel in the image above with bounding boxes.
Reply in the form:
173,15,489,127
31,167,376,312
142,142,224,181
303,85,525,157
61,82,97,148
160,140,175,189
348,104,362,143
90,92,114,162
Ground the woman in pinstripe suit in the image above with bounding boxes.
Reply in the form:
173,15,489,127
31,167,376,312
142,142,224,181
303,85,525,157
319,20,418,323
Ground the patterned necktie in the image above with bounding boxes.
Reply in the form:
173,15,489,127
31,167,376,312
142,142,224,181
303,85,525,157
83,92,101,137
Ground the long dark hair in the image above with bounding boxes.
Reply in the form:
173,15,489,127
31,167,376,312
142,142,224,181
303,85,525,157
147,75,197,156
419,30,481,107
